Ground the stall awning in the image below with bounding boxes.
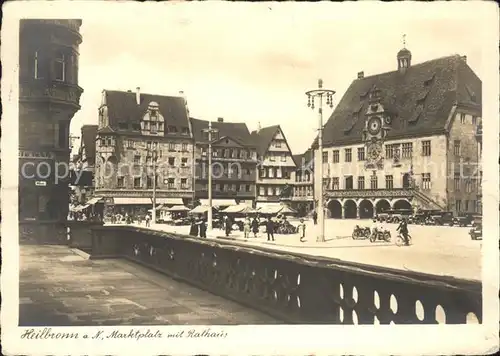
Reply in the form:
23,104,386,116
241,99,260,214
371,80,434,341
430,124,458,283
86,197,104,205
258,203,283,215
113,197,152,205
200,199,236,207
221,204,254,214
72,204,90,212
156,198,184,205
168,205,190,212
190,205,218,214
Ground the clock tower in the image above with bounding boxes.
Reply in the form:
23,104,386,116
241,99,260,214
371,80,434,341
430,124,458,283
362,86,391,169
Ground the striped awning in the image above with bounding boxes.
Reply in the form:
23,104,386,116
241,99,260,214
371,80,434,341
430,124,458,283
156,198,184,205
113,197,152,205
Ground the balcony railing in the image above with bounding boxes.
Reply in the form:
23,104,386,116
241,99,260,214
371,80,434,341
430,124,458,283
324,188,414,199
90,226,482,324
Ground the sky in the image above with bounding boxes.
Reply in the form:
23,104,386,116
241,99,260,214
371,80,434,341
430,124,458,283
68,2,488,155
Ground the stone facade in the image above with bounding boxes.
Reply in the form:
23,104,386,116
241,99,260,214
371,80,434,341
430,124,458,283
94,89,195,215
313,48,481,218
290,150,314,216
19,19,83,222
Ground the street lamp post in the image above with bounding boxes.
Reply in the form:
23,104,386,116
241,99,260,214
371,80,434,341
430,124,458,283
306,79,335,243
202,121,219,231
148,147,158,226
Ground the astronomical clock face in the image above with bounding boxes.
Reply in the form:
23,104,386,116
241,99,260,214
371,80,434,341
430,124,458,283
367,116,382,135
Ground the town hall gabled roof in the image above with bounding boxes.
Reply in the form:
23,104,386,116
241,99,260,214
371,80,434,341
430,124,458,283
101,90,190,137
315,54,481,148
189,118,255,147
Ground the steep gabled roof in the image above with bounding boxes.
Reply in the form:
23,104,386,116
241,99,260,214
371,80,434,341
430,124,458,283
102,90,190,137
190,118,254,146
315,54,481,148
80,125,98,165
250,125,280,157
293,148,314,172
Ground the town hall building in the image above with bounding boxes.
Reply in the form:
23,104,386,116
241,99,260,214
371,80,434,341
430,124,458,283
314,45,482,219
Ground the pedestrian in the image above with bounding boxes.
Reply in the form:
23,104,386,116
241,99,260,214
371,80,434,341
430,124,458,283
199,218,207,238
224,215,232,237
312,211,318,225
243,216,251,239
297,218,306,242
251,217,259,238
266,216,275,241
145,214,151,227
190,218,199,237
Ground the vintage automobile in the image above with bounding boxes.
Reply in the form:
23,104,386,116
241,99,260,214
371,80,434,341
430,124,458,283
472,215,482,227
389,209,413,223
429,211,454,226
376,210,392,222
411,209,441,225
469,223,482,240
453,213,481,227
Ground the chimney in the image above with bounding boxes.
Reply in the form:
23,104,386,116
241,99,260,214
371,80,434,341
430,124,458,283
136,87,140,105
217,117,224,123
461,55,467,63
357,71,364,79
127,90,132,93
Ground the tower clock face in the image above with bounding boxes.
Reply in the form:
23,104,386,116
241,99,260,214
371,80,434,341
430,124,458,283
367,116,382,135
368,143,381,160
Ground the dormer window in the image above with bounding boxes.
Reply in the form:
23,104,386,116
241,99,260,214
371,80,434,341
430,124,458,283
168,125,177,134
181,127,190,135
54,51,65,82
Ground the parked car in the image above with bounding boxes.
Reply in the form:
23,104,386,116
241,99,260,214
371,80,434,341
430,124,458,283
469,224,482,240
389,209,413,223
376,211,391,222
472,215,482,227
430,211,454,226
453,213,480,227
411,209,441,225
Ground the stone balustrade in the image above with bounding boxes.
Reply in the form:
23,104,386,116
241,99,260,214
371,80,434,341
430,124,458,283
90,225,482,325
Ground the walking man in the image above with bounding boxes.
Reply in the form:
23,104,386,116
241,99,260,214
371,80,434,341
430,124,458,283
312,210,318,225
266,216,275,241
145,213,151,227
297,218,306,242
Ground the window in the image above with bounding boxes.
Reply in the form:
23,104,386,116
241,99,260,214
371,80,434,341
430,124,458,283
322,152,328,163
146,141,152,150
422,173,431,190
464,200,469,212
246,185,251,192
422,140,431,156
385,175,394,189
182,143,188,151
385,144,394,159
402,143,413,158
182,127,190,135
132,124,141,131
370,175,378,189
472,116,477,125
168,126,177,133
345,148,352,162
146,156,152,165
134,178,141,188
134,155,141,164
332,177,339,190
150,110,157,120
345,176,353,190
465,179,473,193
275,141,282,148
181,178,187,189
281,154,286,162
147,176,153,189
260,169,266,178
159,123,164,131
460,113,466,124
58,121,68,148
54,51,65,81
454,173,461,191
323,178,330,189
358,176,365,190
453,140,461,156
150,122,157,134
34,51,44,79
168,157,175,166
259,186,265,196
276,168,282,178
126,140,134,149
117,176,124,188
268,167,274,178
471,200,477,212
331,150,339,163
357,147,365,161
455,199,462,212
168,178,175,189
168,143,176,151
